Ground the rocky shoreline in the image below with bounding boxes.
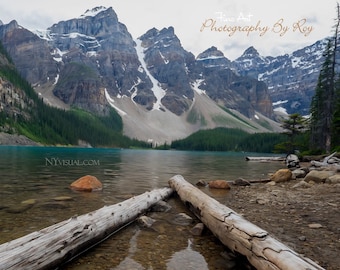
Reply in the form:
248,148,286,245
222,162,340,270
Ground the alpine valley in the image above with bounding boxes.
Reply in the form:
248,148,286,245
0,6,329,146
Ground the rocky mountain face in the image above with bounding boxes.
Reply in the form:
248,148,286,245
232,41,327,116
48,7,155,115
138,27,195,115
192,46,273,119
0,53,33,133
0,6,283,143
0,20,58,87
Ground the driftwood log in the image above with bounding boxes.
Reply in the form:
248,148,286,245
0,187,173,270
311,151,340,167
169,175,325,270
245,156,285,162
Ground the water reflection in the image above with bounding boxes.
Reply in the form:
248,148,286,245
166,239,208,270
113,229,145,270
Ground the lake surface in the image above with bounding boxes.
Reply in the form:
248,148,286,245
0,146,285,269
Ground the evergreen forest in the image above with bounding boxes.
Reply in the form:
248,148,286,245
170,128,289,153
0,44,149,148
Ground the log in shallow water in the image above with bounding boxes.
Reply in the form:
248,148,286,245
0,187,173,270
169,175,325,270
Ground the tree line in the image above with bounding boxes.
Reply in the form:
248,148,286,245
170,128,288,153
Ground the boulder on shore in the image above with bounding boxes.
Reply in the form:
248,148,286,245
326,174,340,184
70,175,103,192
208,180,231,189
270,169,292,183
304,170,335,183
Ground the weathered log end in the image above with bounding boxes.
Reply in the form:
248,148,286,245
169,175,325,270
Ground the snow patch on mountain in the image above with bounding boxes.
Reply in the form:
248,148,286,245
159,51,169,64
191,80,206,95
105,89,127,116
196,55,224,61
128,78,143,104
32,29,52,40
51,48,68,63
80,6,109,18
135,38,166,111
273,100,289,106
53,74,59,85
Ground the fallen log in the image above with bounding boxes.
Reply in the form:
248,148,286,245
245,156,285,162
169,175,325,270
311,151,340,167
0,187,173,270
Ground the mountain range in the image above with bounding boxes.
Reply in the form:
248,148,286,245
0,6,328,145
232,40,326,116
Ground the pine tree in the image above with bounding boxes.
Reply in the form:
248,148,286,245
280,113,306,153
310,3,340,153
310,39,334,152
331,76,340,149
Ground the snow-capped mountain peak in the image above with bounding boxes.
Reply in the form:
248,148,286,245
232,39,328,116
79,6,109,18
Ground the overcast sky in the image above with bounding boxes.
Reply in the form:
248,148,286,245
0,0,336,60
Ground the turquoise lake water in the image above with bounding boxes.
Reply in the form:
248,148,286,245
0,146,285,269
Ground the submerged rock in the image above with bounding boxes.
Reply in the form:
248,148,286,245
5,198,37,214
53,196,73,201
21,199,37,205
40,202,69,209
196,180,207,187
70,175,102,192
6,204,33,214
151,200,172,212
190,223,204,236
172,213,193,226
0,205,9,210
137,215,156,228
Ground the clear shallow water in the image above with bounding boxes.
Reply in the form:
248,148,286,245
0,146,285,269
